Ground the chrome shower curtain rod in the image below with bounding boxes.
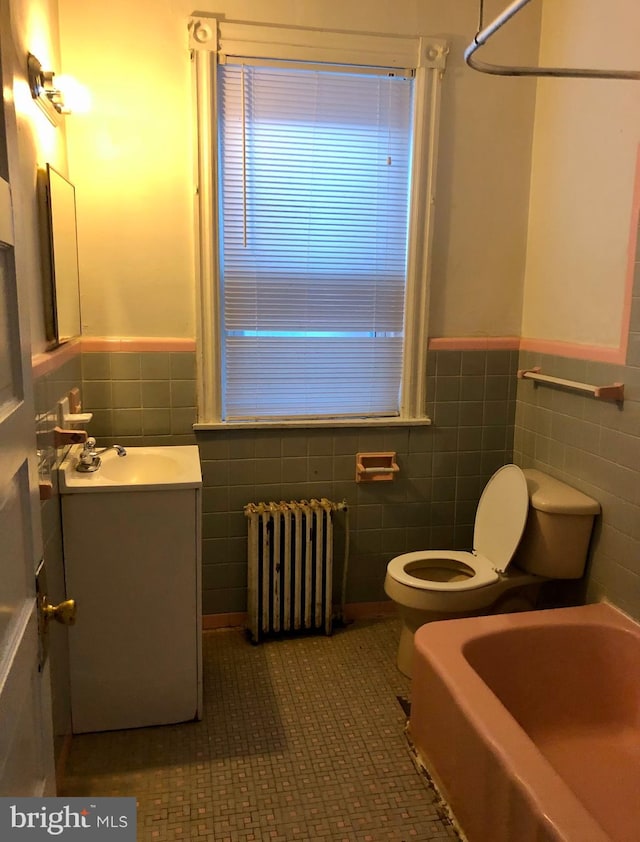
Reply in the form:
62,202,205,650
465,0,640,80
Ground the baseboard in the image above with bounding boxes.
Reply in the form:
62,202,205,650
203,612,247,629
202,601,397,630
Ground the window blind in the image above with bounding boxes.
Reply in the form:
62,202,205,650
218,63,414,420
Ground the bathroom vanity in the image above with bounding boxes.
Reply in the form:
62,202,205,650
59,445,202,733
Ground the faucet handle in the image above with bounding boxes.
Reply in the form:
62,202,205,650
79,437,98,465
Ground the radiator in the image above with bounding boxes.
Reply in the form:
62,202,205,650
244,498,347,643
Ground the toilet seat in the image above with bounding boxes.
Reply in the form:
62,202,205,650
387,550,500,591
387,465,530,594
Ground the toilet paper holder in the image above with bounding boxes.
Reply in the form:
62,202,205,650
355,452,399,483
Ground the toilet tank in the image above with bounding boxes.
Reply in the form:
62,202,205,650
512,469,600,578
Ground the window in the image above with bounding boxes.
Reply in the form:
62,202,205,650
220,64,412,419
190,18,447,426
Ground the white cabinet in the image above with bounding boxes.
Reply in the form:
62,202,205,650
60,446,202,733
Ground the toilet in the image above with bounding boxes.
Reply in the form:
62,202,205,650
384,465,600,677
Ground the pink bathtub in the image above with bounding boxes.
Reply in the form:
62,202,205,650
409,603,640,842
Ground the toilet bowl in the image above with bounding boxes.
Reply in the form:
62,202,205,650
384,465,600,677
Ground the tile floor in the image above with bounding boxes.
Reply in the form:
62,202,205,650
62,618,461,842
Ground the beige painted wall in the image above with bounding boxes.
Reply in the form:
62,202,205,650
8,0,68,354
522,0,640,350
56,0,540,342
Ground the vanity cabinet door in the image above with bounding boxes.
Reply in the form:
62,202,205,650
62,489,200,733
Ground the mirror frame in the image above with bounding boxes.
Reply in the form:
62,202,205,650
38,164,81,348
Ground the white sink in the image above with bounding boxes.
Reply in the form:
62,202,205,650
59,445,202,493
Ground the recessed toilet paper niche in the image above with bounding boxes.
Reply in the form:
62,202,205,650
355,452,399,483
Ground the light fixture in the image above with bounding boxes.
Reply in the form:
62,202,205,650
27,53,69,126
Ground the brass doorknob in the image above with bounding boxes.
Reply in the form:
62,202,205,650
41,597,77,626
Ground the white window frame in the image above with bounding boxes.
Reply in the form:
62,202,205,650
189,16,448,428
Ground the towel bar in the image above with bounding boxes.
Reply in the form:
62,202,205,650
517,367,624,403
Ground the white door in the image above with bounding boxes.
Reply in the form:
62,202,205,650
0,0,56,796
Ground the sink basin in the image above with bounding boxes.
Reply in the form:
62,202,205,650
98,451,184,484
59,445,202,493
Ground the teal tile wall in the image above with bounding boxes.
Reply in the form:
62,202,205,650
42,347,518,616
196,348,518,615
514,349,640,620
81,351,197,445
48,322,640,624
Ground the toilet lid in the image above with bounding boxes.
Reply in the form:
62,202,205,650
473,464,529,573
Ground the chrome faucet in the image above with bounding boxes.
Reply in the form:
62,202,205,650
76,437,127,472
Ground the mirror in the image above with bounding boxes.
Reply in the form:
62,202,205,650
38,164,81,347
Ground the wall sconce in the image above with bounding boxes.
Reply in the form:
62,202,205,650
27,53,69,126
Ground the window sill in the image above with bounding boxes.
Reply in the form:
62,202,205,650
193,416,432,431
